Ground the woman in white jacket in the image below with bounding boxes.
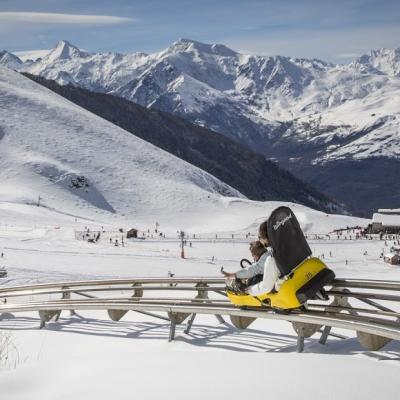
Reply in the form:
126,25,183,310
222,221,281,294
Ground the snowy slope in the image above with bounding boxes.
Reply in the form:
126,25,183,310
3,39,400,213
0,46,396,400
1,232,399,400
0,65,368,234
0,66,249,228
0,207,395,400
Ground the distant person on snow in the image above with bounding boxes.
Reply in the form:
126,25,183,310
221,221,280,294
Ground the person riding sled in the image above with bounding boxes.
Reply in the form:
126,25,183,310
222,221,281,295
225,206,336,310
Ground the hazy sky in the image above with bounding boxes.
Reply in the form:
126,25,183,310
0,0,399,63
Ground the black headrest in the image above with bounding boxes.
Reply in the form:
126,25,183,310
266,206,312,276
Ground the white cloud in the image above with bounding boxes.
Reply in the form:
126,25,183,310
336,53,362,59
225,25,400,63
0,12,134,25
13,49,51,62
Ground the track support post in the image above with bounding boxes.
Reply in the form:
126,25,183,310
184,313,197,334
169,321,176,342
168,311,190,341
38,310,60,329
319,326,332,345
297,335,305,353
291,321,321,352
319,288,350,346
108,283,143,321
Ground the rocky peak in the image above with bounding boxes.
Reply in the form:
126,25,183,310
354,47,400,76
0,50,22,68
44,40,87,63
168,38,237,57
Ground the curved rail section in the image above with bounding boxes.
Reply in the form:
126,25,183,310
1,278,400,352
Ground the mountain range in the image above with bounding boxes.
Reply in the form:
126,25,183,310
1,66,357,233
2,39,399,215
0,65,240,228
23,72,342,214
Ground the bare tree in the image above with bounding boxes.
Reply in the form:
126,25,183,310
0,331,19,370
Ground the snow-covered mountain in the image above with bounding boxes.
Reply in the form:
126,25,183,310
7,39,399,160
0,50,22,69
2,39,400,214
0,66,249,229
7,39,399,158
0,66,357,232
24,72,346,214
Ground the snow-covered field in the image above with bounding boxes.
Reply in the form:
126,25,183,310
0,60,399,400
0,202,400,400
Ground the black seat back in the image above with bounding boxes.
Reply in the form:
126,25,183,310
267,206,312,277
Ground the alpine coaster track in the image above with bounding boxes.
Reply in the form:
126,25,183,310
1,277,400,353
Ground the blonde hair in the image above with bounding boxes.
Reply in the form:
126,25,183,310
249,240,267,261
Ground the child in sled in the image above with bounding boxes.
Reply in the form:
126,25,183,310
222,222,281,294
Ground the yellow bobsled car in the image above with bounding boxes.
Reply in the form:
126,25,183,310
227,206,335,310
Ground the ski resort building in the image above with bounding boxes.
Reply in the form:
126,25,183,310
127,228,139,239
384,253,400,265
378,209,400,215
367,211,400,234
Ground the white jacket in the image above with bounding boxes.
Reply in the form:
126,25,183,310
247,253,281,296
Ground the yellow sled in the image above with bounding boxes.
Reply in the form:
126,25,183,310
227,257,334,310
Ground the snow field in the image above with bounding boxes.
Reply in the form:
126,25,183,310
0,202,399,399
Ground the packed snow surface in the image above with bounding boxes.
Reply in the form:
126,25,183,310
0,202,399,400
0,55,399,400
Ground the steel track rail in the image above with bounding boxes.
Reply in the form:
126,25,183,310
3,284,400,302
0,286,228,299
326,290,400,303
2,276,400,296
1,298,400,341
0,278,226,294
8,294,400,319
332,279,400,291
3,297,399,320
5,296,397,320
306,304,400,318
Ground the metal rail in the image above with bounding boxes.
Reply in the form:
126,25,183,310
332,278,400,291
1,298,400,340
1,277,400,352
0,277,226,294
1,276,400,295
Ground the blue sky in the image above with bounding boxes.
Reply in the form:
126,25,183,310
0,0,399,63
